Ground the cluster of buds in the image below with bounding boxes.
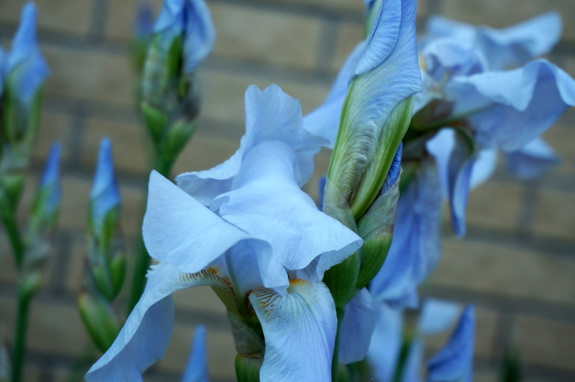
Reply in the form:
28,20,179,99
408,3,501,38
139,0,215,174
78,139,125,352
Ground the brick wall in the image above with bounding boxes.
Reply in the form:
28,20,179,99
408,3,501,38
0,0,574,381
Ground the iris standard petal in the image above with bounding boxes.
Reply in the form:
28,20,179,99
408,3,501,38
339,288,376,364
183,0,215,73
427,305,475,382
86,262,226,381
181,325,209,382
143,171,254,272
215,141,362,289
177,85,327,205
250,279,337,382
504,137,560,179
449,59,575,151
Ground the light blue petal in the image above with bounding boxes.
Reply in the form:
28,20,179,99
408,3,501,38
153,0,185,45
367,304,403,382
250,280,337,382
450,59,575,151
183,0,215,73
7,2,50,107
339,288,376,364
181,325,209,382
427,12,561,70
421,38,486,82
90,138,121,229
504,137,560,179
470,148,497,188
446,141,475,238
142,171,257,273
215,141,362,289
370,160,442,306
177,85,327,205
427,305,475,382
86,262,231,381
419,299,462,335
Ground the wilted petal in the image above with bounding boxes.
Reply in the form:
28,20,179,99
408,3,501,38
181,325,209,382
450,59,575,151
339,288,376,364
250,280,337,382
143,171,256,272
504,137,560,179
427,306,475,382
177,85,326,205
215,142,362,289
86,263,226,381
7,2,49,106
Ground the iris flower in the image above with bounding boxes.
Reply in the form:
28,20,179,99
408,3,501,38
86,85,362,381
419,13,575,236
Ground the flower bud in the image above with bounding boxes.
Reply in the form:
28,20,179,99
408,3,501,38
78,293,122,353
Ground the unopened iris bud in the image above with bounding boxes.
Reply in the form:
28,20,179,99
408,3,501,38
78,293,122,353
29,142,60,233
89,138,120,242
4,2,49,145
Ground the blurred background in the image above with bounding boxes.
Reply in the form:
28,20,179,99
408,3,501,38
0,0,574,380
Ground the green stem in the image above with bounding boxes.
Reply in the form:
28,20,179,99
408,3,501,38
0,202,25,269
11,285,32,382
332,307,345,382
127,153,173,313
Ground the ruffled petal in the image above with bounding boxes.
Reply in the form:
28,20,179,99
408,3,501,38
86,263,225,381
181,325,209,382
504,137,560,179
143,171,254,273
177,85,326,205
216,142,362,289
339,288,376,364
427,306,475,382
250,280,337,382
449,59,575,151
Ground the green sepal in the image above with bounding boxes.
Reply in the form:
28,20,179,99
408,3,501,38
235,353,263,382
28,184,59,234
18,272,41,302
78,293,121,353
3,82,43,146
162,119,196,162
323,253,360,309
92,264,115,302
109,254,126,298
356,176,400,289
89,207,120,254
141,101,168,144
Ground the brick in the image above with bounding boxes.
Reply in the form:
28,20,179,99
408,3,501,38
331,21,364,72
202,68,330,126
429,239,575,307
0,0,96,36
210,3,323,71
43,45,134,107
173,285,228,316
531,189,575,241
156,324,236,380
513,315,575,372
465,180,523,232
173,132,240,175
441,0,575,41
0,295,91,358
83,117,150,175
34,111,72,163
543,124,575,177
265,0,364,13
425,305,498,359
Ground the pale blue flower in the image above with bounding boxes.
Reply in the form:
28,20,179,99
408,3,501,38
86,85,362,381
419,14,575,237
182,325,209,382
89,138,121,234
7,2,49,107
153,0,215,73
